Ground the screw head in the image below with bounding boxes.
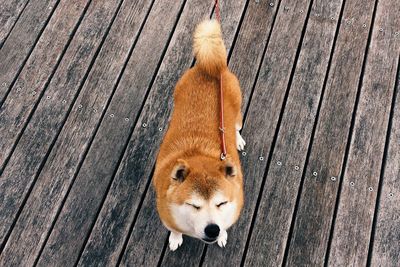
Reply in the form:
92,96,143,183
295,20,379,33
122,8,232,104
362,24,367,28
277,161,282,166
142,123,147,128
46,96,51,99
78,104,83,109
284,6,289,11
294,165,300,170
125,118,129,121
259,156,264,161
269,3,274,7
16,87,21,92
389,192,394,197
313,172,318,176
300,10,303,13
330,17,335,20
379,28,383,32
62,100,66,104
242,151,247,156
158,127,163,131
350,181,355,186
368,187,373,191
110,114,114,118
331,176,336,181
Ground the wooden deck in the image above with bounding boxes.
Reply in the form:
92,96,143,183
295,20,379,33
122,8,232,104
0,0,399,266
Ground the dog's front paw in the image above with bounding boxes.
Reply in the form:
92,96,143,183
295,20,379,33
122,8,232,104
169,232,183,251
217,230,228,248
236,131,246,151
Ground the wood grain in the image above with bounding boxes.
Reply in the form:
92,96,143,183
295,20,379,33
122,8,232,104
0,0,91,171
285,0,378,266
371,63,400,267
0,0,93,247
328,0,400,264
33,0,189,265
0,0,59,104
0,0,29,48
242,0,344,266
0,0,144,265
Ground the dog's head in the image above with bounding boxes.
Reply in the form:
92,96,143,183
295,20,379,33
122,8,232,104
163,156,243,243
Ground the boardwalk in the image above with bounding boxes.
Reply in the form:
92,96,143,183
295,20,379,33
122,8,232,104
0,0,399,266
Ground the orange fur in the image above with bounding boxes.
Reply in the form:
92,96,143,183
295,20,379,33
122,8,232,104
153,20,244,234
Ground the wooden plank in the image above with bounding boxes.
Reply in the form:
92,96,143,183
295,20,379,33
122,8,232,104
328,0,400,265
0,0,94,247
0,0,59,104
239,0,343,266
0,0,144,263
32,1,187,265
371,64,400,267
0,0,91,171
0,0,29,48
285,0,378,266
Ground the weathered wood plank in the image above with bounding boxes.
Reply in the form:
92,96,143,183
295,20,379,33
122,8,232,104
371,63,400,267
0,0,59,104
0,0,144,264
33,1,187,265
328,0,400,264
0,0,95,248
285,0,378,266
0,0,29,48
241,0,343,266
0,0,91,171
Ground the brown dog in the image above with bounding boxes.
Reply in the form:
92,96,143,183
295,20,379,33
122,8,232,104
153,19,245,251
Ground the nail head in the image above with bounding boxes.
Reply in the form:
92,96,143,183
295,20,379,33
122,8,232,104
294,165,300,170
242,151,247,156
350,181,355,186
277,161,282,166
259,156,264,161
330,176,336,181
142,123,147,128
313,172,318,176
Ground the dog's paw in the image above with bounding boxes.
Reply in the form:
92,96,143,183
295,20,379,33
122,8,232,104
217,230,228,248
236,131,246,151
169,232,183,251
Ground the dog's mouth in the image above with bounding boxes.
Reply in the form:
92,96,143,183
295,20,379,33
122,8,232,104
201,237,217,244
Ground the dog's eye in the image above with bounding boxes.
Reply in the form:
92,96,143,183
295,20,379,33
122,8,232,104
216,201,228,208
186,203,201,210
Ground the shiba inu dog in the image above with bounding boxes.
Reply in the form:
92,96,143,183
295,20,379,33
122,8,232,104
153,19,245,251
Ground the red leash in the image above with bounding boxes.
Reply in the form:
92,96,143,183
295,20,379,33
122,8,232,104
214,0,227,160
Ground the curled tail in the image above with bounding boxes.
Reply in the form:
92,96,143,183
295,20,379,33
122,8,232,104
193,19,227,77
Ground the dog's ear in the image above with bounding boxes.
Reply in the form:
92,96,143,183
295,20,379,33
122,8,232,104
171,159,189,182
221,161,237,177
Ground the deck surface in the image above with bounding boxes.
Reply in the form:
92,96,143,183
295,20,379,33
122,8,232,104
0,0,399,266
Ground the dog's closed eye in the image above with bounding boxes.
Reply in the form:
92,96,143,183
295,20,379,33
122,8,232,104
216,201,228,208
185,203,201,210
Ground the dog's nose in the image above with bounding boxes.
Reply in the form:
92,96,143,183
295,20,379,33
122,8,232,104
204,224,220,238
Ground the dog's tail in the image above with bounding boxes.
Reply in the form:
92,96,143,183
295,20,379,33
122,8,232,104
193,19,227,78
